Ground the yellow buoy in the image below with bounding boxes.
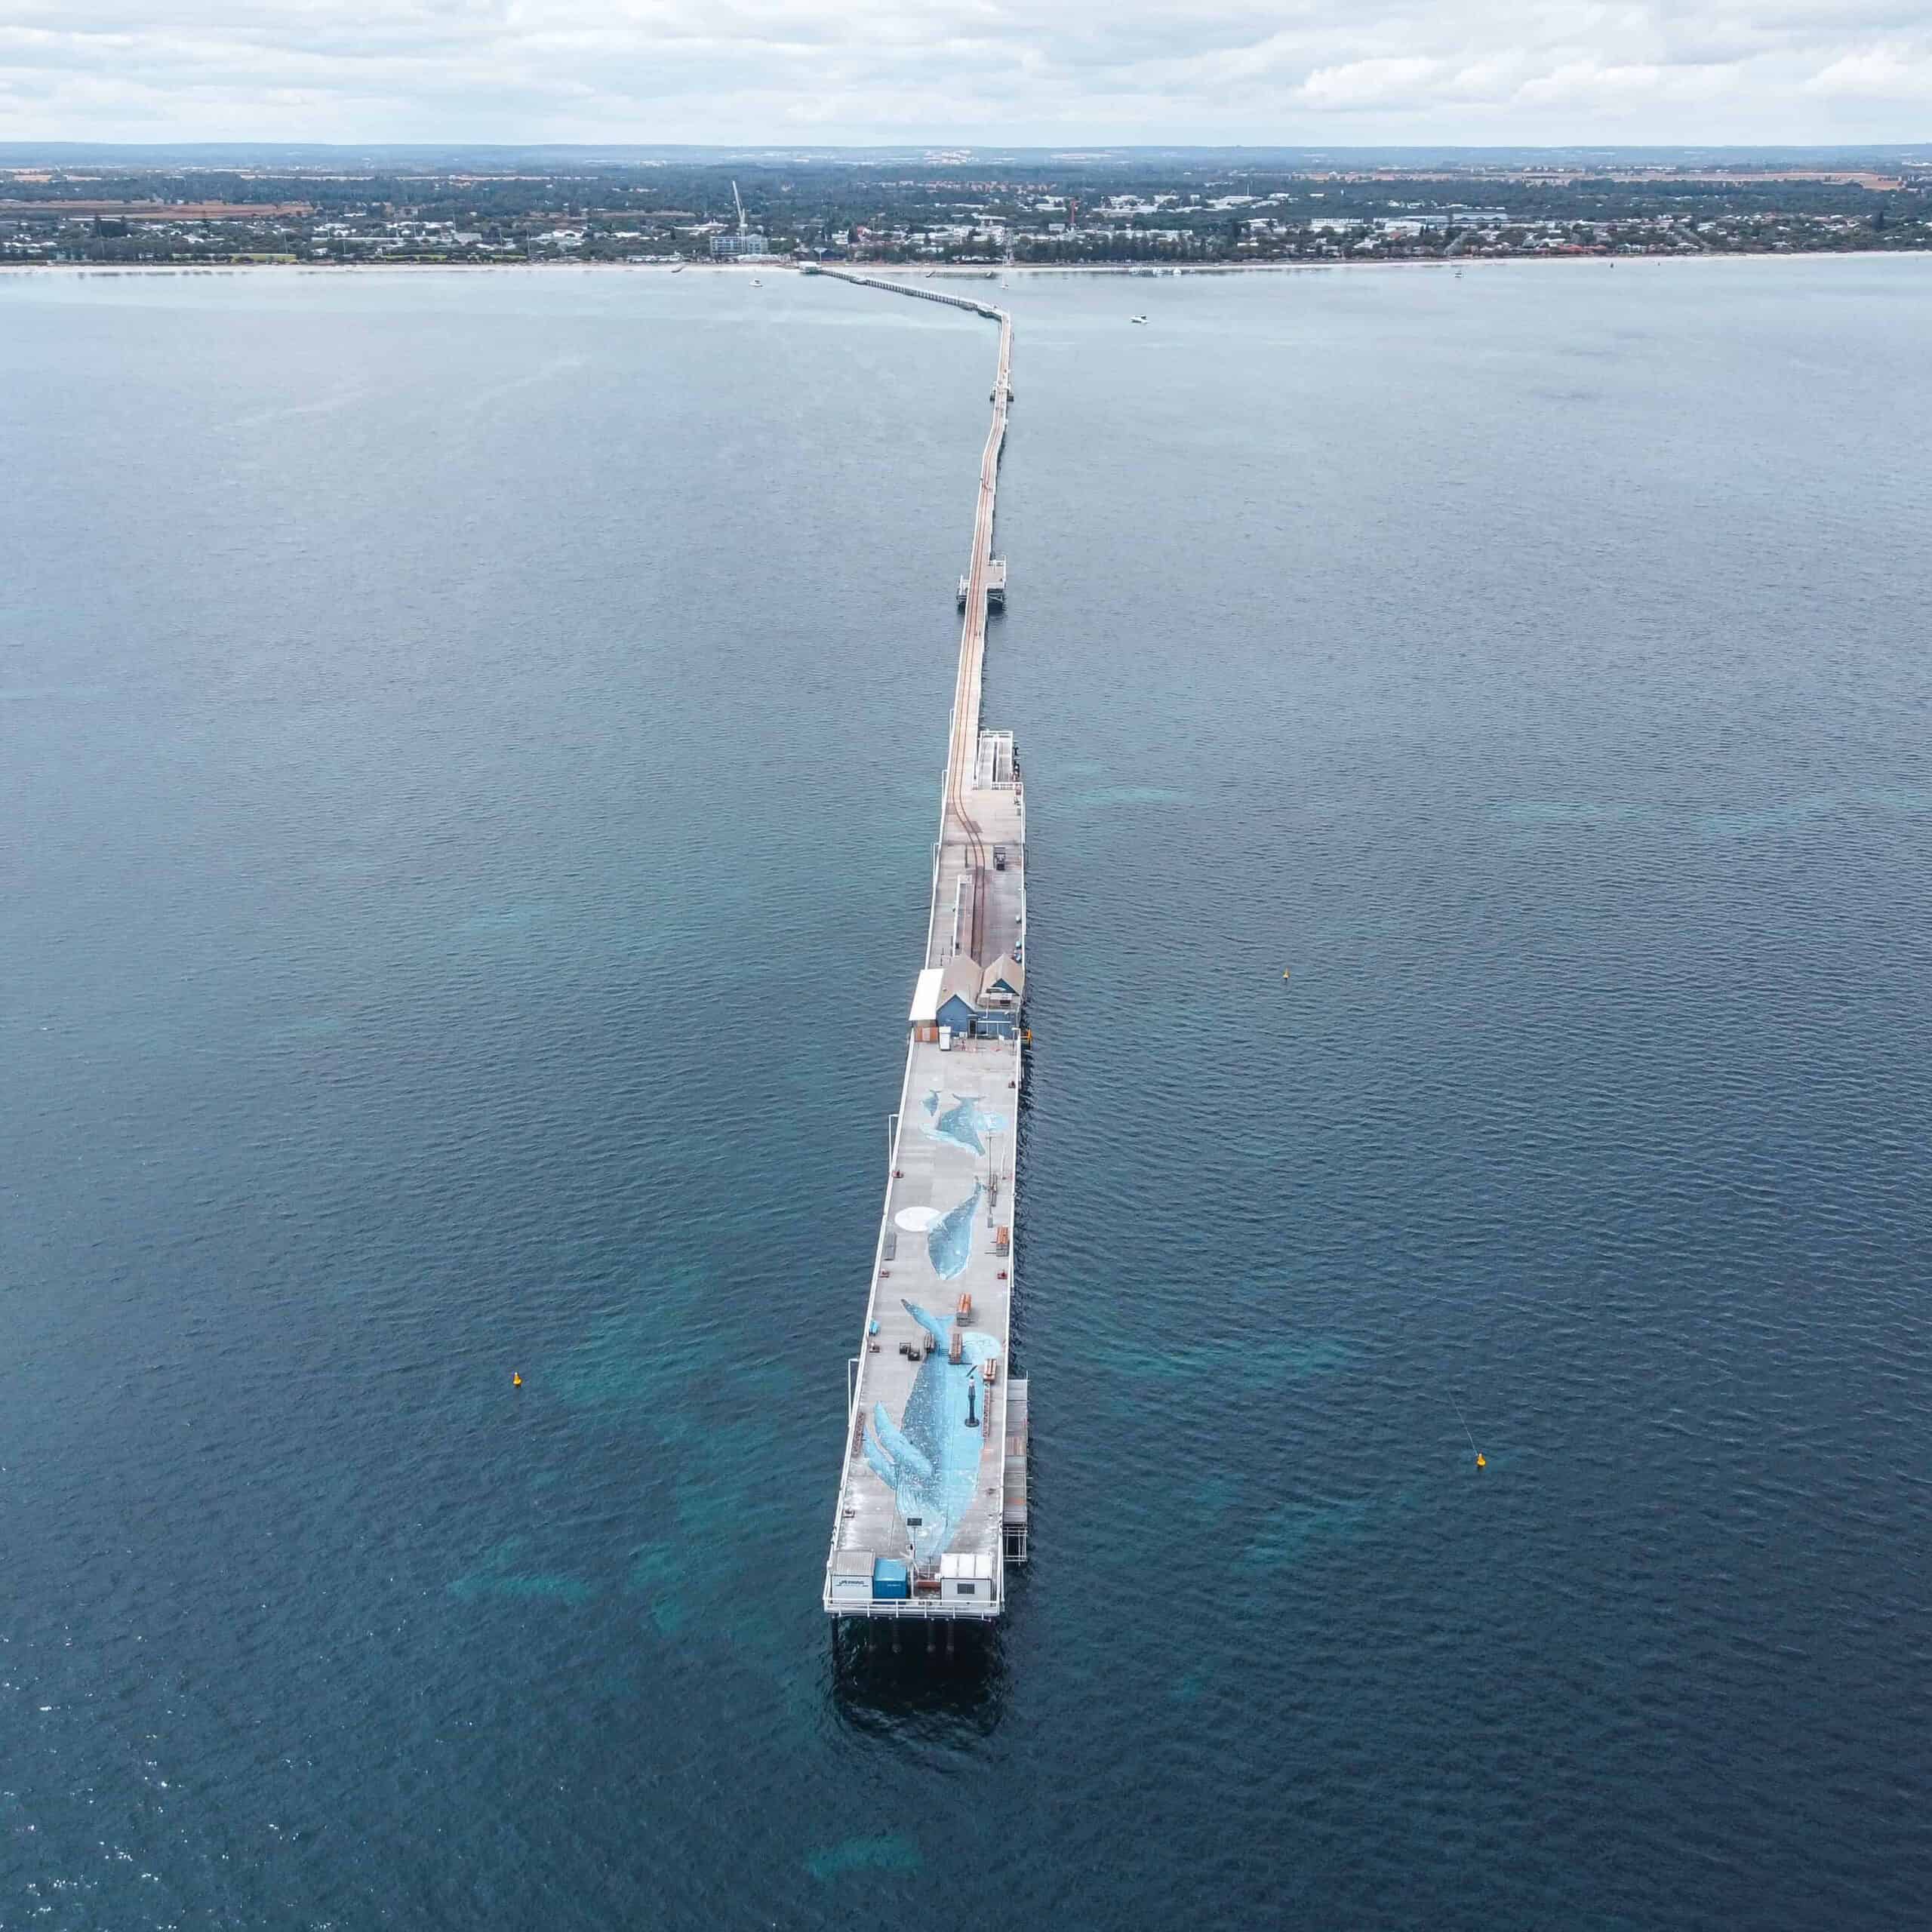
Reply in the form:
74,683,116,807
1475,1452,1486,1469
1282,969,1291,980
512,1371,523,1389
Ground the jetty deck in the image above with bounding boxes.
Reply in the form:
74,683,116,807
816,269,1026,1622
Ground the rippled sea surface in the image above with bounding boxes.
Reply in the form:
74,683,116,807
5,258,1932,1928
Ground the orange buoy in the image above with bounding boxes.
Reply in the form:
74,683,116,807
1475,1452,1486,1469
512,1371,523,1389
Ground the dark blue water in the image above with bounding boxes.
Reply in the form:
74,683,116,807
5,258,1932,1928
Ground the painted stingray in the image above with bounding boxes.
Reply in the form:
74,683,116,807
863,1300,1002,1566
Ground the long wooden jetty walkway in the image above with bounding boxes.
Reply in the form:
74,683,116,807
808,267,1029,1626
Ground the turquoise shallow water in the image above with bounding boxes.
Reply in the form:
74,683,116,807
4,259,1932,1927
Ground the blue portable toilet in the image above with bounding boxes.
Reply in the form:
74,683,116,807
872,1558,911,1601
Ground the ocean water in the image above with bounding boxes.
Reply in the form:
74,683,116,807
4,257,1931,1928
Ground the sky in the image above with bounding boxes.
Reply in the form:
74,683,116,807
2,0,1930,146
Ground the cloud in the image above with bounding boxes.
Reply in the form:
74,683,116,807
1512,57,1738,108
1295,57,1441,110
0,0,1929,142
1805,43,1932,98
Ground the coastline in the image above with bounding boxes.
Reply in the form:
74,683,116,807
5,248,1929,281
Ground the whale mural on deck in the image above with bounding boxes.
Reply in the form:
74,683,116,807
925,1182,982,1279
863,1300,1002,1566
921,1091,1008,1156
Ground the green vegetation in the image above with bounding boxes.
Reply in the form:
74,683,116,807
5,148,1930,267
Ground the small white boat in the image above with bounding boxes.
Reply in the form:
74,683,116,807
1130,315,1148,325
751,277,763,287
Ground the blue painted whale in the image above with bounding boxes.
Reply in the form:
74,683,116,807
926,1182,982,1280
921,1091,1008,1155
863,1300,1002,1566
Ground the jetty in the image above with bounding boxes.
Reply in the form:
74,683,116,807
811,267,1028,1625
